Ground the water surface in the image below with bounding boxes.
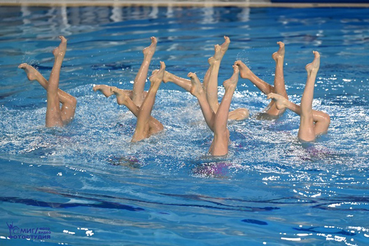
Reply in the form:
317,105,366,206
0,6,369,245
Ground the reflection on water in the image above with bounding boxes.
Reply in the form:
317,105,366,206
6,5,252,35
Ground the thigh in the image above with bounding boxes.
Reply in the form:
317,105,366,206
228,108,249,120
60,99,77,124
46,96,63,127
148,117,164,135
298,115,316,142
313,111,330,136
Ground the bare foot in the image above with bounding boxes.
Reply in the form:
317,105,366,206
18,63,40,81
208,56,219,66
111,87,130,105
52,36,67,59
149,61,166,86
220,36,230,52
213,36,230,61
93,84,114,97
228,108,249,120
162,71,179,83
234,60,253,80
267,93,288,110
306,51,320,75
223,65,239,90
272,41,285,62
143,36,157,59
188,72,204,97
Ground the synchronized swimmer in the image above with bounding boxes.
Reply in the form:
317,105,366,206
93,37,164,142
19,35,330,156
19,36,77,128
235,41,288,120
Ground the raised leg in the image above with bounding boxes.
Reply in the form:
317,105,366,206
189,65,239,156
235,60,273,95
132,61,165,142
265,41,288,116
202,37,229,90
214,65,239,133
209,65,239,156
29,36,67,127
203,36,230,113
93,84,116,97
163,71,192,92
131,36,157,107
94,84,134,99
298,51,320,141
188,72,215,132
272,42,287,99
205,56,221,113
45,36,67,127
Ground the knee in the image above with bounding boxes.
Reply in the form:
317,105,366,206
322,112,330,125
238,108,250,120
317,112,330,130
229,108,249,121
314,111,330,127
69,97,77,108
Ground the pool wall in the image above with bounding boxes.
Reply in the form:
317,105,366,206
1,0,369,7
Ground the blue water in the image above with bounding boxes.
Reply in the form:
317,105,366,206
1,5,369,245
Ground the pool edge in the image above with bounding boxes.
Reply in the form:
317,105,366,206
1,1,369,8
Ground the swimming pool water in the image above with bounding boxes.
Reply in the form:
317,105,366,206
0,5,369,245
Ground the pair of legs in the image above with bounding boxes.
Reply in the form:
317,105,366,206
189,64,240,156
268,51,330,142
111,62,166,142
235,41,288,119
93,37,164,142
163,36,249,121
93,36,158,107
19,36,77,127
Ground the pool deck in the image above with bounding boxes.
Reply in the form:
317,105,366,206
1,0,369,7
